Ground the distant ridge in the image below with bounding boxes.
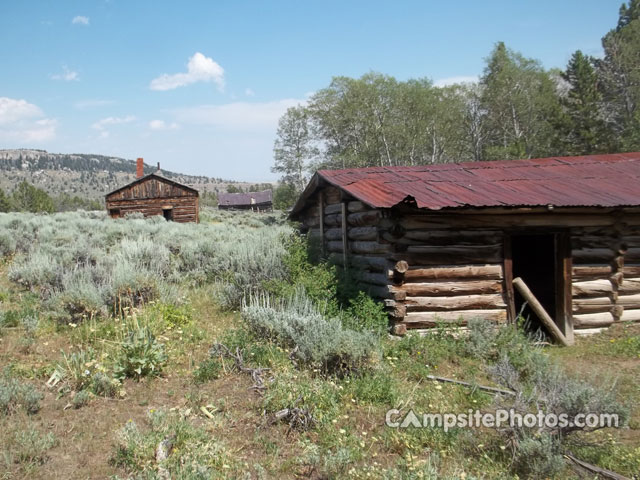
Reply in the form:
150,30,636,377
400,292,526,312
0,149,245,199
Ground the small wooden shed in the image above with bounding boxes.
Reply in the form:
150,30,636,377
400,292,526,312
290,153,640,340
105,158,199,223
218,190,273,212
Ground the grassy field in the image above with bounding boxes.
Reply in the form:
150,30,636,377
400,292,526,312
0,209,638,479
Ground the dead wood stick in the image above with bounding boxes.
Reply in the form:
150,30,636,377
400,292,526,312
513,277,571,346
269,396,315,433
564,452,630,480
200,405,215,419
210,342,270,394
426,375,516,396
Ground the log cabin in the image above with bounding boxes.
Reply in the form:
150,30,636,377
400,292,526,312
105,158,199,223
289,153,640,342
218,190,273,212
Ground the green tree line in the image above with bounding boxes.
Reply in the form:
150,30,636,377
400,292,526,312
272,1,640,207
0,181,102,214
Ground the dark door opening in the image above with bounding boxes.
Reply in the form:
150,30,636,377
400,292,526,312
511,234,557,331
163,208,173,221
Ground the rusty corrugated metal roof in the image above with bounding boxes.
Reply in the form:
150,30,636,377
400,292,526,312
291,153,640,214
218,189,272,207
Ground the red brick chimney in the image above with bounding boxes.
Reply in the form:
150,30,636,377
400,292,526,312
136,158,144,178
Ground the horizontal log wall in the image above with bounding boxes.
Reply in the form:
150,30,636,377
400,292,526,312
316,201,509,329
374,209,507,328
106,195,198,223
620,225,640,323
293,194,640,332
571,223,640,329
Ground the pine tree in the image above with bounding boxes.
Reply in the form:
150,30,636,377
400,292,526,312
0,187,12,212
598,0,640,149
560,50,613,154
12,181,55,213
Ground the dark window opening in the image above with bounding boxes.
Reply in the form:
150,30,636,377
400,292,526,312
163,209,173,221
109,208,120,218
511,234,557,331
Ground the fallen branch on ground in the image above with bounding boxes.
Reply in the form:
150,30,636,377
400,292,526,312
426,374,516,396
209,342,316,432
209,342,270,394
269,396,316,433
564,452,630,480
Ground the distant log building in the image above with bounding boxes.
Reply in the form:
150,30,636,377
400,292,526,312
290,153,640,341
218,190,272,212
105,158,199,222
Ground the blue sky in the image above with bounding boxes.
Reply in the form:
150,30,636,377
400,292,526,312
0,0,624,181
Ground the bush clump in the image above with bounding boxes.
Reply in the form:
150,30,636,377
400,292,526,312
54,347,100,392
0,371,43,415
113,326,167,380
7,424,56,466
342,291,389,334
512,433,564,479
242,292,379,373
71,390,91,409
477,321,630,479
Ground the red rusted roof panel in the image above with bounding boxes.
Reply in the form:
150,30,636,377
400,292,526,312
315,153,640,210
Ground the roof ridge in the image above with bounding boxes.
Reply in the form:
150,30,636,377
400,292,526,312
316,152,640,176
294,153,640,213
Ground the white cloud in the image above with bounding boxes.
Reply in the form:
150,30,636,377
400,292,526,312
91,115,135,134
74,99,114,109
245,88,255,97
433,75,479,87
149,119,179,130
72,16,89,25
50,66,79,82
0,98,42,125
173,99,303,131
150,52,225,91
0,97,56,142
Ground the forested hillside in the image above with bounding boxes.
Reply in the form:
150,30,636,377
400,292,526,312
272,1,640,194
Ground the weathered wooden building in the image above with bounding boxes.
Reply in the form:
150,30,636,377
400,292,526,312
290,153,640,342
218,190,273,212
105,158,199,222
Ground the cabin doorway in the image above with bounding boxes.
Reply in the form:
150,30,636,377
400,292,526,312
506,232,572,340
162,208,173,221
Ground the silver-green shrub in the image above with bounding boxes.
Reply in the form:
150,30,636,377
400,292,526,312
8,251,62,293
0,209,291,320
242,291,380,373
0,371,43,415
0,232,17,257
